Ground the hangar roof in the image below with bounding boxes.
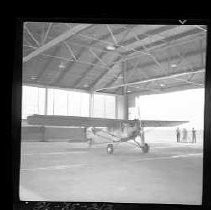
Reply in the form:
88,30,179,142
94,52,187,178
22,22,207,95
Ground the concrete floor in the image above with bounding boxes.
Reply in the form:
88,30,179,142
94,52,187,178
19,141,203,204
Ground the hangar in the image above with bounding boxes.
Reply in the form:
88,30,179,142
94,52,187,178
20,22,206,204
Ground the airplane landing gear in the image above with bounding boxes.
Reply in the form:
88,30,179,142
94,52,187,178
142,143,149,153
107,144,114,154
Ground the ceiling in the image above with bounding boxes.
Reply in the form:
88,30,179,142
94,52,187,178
22,22,207,95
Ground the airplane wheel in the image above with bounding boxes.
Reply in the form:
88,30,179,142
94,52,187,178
107,144,113,154
142,143,149,153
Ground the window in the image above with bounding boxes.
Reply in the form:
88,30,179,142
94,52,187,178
22,86,45,119
93,93,116,119
47,88,89,117
22,86,115,119
104,95,115,118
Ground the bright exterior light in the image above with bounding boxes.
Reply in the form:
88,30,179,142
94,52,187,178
30,75,37,80
106,45,116,51
59,63,65,68
171,64,177,68
160,83,166,87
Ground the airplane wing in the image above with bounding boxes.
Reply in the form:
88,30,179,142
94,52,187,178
27,115,188,128
27,114,130,128
141,120,189,127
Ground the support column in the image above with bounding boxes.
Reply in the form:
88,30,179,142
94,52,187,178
89,92,94,117
122,61,128,120
42,87,48,142
44,87,48,115
52,89,55,115
115,95,118,119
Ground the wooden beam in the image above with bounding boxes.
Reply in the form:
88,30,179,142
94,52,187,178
23,24,92,63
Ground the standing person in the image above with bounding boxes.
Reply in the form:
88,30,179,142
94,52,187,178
192,128,196,143
182,128,187,142
176,127,180,143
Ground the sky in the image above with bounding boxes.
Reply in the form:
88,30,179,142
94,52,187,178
136,88,205,130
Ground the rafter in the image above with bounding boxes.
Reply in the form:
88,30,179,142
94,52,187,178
173,45,196,73
45,33,119,54
77,26,128,47
95,68,205,92
23,34,38,48
89,64,117,91
143,46,166,73
42,23,53,45
49,25,131,84
40,53,108,68
23,44,37,49
24,25,40,47
88,27,135,91
73,51,108,88
147,31,196,75
63,41,77,61
119,25,201,55
115,37,206,72
100,45,206,92
106,24,118,45
23,24,92,63
194,25,207,32
23,45,107,69
36,46,61,81
126,58,143,81
173,77,204,87
128,48,205,76
89,49,108,66
57,26,127,89
128,84,162,93
130,83,203,96
133,33,167,74
116,31,205,64
78,32,152,58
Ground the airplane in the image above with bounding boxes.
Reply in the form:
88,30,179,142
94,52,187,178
27,114,188,154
